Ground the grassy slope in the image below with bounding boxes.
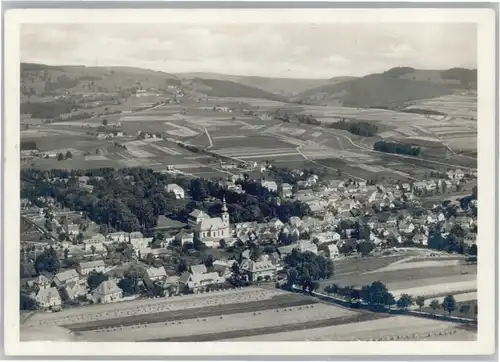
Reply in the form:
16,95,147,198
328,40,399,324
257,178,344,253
294,67,477,109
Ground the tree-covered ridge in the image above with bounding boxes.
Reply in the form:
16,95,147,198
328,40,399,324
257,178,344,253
21,168,312,234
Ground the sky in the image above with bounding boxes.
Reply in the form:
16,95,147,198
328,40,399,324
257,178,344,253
20,23,477,79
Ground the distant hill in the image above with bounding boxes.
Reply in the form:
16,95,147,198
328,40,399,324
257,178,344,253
21,63,181,98
293,67,477,109
184,77,286,101
178,72,356,96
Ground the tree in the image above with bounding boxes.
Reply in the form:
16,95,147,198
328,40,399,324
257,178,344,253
87,271,108,291
102,119,108,126
177,259,188,274
396,293,414,310
20,293,39,310
204,255,214,268
442,295,457,316
429,299,440,314
468,244,477,256
90,245,96,255
459,304,470,317
34,247,60,274
63,248,69,260
357,241,375,257
57,152,65,161
415,296,425,311
65,151,73,159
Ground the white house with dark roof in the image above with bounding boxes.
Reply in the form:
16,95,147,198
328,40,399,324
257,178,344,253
166,184,185,200
78,260,106,276
91,280,123,304
36,287,62,309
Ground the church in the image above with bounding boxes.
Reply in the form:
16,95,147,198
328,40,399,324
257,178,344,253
187,197,231,247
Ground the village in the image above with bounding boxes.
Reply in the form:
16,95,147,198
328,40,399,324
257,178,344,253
20,163,477,313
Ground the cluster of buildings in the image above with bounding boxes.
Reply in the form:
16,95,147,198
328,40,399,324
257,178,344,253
27,259,120,310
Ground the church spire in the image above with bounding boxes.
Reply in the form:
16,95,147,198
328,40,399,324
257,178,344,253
222,196,228,212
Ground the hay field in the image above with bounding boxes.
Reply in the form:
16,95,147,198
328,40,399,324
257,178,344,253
226,315,475,341
79,303,356,342
25,288,285,328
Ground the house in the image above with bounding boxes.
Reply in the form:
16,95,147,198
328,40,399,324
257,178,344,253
130,236,152,251
412,234,428,246
212,260,233,279
386,216,398,227
66,223,80,236
311,231,341,245
321,244,340,259
399,222,415,235
146,266,167,281
266,218,284,230
162,276,181,296
281,183,293,197
188,198,231,245
174,230,194,246
261,181,278,193
166,184,185,200
464,233,477,246
297,240,318,254
91,280,123,304
35,273,53,290
53,269,80,289
179,272,222,293
190,264,208,275
239,260,277,282
107,232,129,243
35,287,62,310
63,281,87,301
83,234,107,253
78,260,106,276
277,243,299,259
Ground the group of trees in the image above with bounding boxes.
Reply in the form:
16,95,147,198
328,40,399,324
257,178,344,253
285,250,334,292
327,119,379,137
325,281,395,308
373,141,421,156
34,247,60,275
57,151,73,161
325,282,477,319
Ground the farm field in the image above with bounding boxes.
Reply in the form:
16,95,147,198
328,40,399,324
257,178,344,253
406,92,477,120
320,256,477,302
79,302,357,342
225,315,476,341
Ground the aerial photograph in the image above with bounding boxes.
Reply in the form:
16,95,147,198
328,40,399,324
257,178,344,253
19,22,478,342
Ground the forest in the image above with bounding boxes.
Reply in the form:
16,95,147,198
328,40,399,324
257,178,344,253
21,168,312,234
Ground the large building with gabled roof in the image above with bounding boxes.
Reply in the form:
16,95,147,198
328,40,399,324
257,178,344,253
187,197,231,246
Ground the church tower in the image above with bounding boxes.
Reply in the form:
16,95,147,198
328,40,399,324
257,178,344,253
221,196,230,226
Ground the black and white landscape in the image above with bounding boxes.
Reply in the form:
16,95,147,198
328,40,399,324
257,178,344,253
18,20,480,345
